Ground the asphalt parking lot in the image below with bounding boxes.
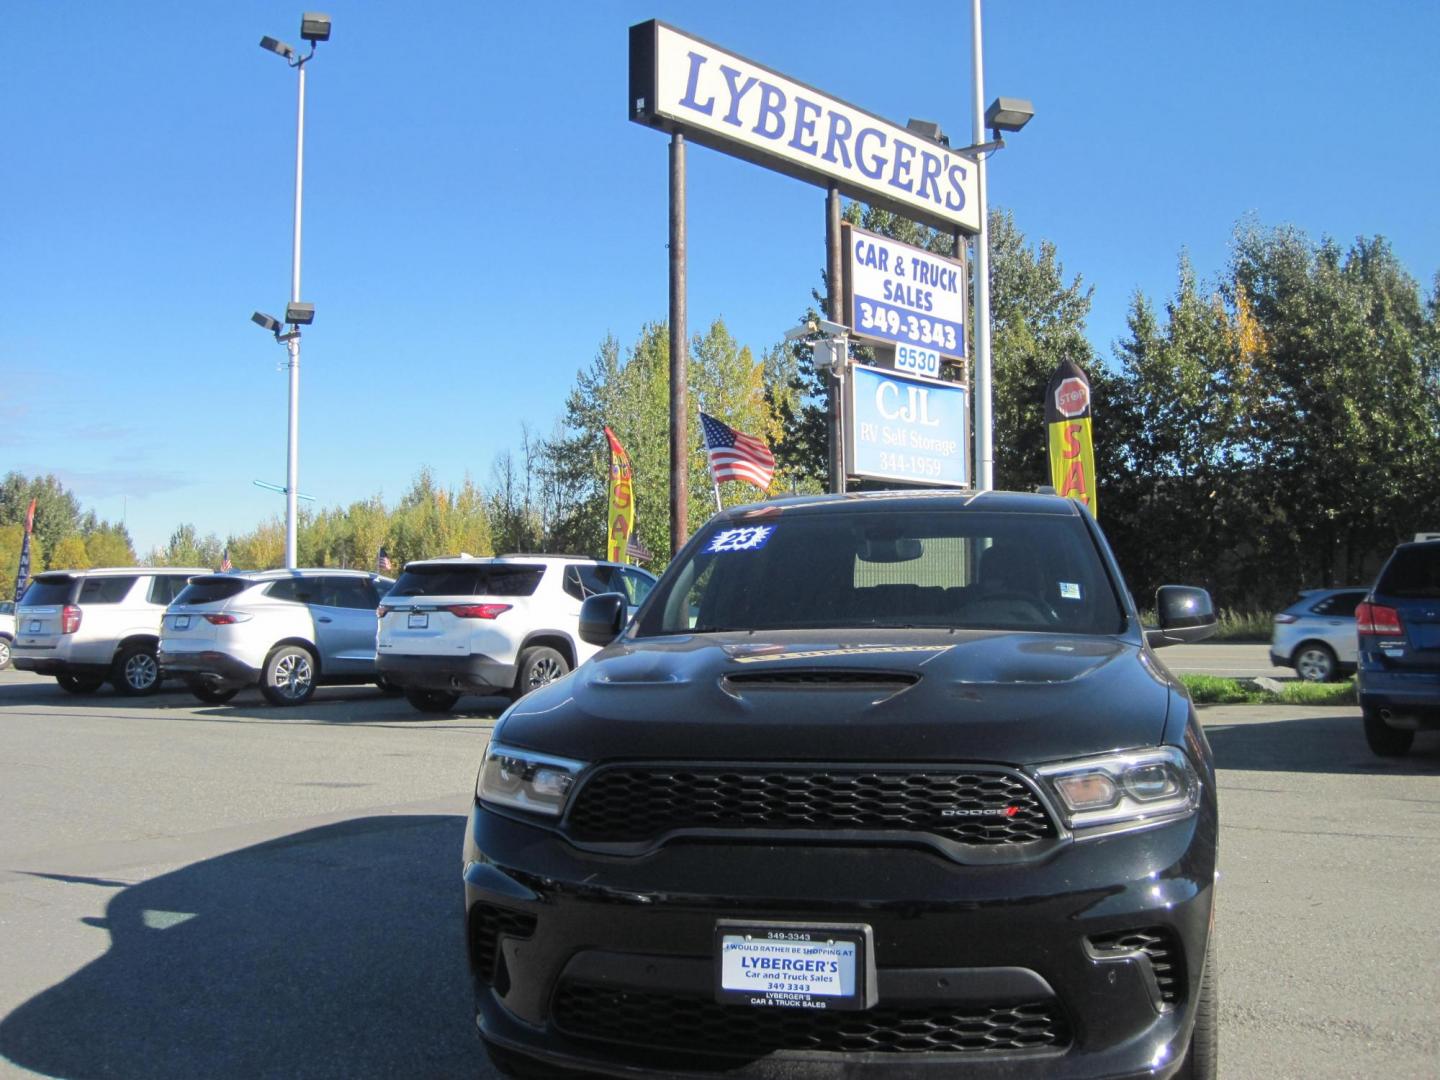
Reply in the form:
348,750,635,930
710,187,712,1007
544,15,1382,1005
0,650,1437,1079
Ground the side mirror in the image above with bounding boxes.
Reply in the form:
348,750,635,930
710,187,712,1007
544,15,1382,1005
579,592,628,647
1145,585,1217,648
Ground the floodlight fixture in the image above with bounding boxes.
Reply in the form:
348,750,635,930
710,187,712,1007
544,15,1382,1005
251,311,283,332
259,35,296,60
985,97,1035,135
300,13,331,42
285,302,315,325
905,118,949,147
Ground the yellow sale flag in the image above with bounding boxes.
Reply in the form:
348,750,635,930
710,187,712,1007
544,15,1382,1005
1045,359,1097,517
604,427,635,563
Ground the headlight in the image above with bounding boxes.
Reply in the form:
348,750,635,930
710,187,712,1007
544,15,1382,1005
1033,747,1200,835
476,744,586,818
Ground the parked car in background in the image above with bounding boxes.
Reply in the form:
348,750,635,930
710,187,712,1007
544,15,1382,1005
12,568,208,694
0,600,15,669
377,555,656,713
158,569,395,706
466,492,1220,1080
1357,538,1440,756
1269,587,1368,682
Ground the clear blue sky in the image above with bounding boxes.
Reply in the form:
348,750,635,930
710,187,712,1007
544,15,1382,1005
2,1,1435,554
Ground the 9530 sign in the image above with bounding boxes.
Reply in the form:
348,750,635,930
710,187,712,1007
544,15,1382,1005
894,342,941,380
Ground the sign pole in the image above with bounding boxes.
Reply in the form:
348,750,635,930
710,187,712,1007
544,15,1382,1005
970,0,993,491
825,184,846,495
669,132,689,554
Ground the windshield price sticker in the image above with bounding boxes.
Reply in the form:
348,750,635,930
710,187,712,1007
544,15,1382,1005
705,525,775,554
717,925,869,1010
845,224,967,360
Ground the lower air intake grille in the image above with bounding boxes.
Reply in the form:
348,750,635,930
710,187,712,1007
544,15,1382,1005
565,766,1056,846
468,902,537,984
1088,927,1185,1004
552,982,1070,1055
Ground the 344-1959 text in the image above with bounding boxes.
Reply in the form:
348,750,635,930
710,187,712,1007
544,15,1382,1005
878,452,943,478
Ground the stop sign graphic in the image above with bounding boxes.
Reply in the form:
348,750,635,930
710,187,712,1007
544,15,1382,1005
1054,377,1089,418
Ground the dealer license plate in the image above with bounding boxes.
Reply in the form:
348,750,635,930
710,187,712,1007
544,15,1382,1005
715,921,874,1011
173,615,190,630
408,612,429,629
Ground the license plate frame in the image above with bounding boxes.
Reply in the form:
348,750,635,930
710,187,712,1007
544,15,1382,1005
714,920,876,1011
407,612,429,629
29,620,42,633
173,615,191,630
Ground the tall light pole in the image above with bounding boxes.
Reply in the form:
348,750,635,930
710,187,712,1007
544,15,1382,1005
969,0,1032,491
257,13,330,568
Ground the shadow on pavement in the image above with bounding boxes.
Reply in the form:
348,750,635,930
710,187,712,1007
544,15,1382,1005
1206,712,1440,776
0,815,482,1079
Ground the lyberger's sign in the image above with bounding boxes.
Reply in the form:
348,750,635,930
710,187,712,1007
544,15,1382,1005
629,21,979,234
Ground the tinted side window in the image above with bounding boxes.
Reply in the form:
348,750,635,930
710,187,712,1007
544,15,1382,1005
78,576,138,604
562,566,585,602
21,579,75,606
266,579,321,604
327,577,379,610
148,575,190,606
1311,591,1364,617
175,578,249,605
390,564,545,597
620,568,656,606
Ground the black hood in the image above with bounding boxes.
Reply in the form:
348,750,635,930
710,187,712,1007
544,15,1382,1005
499,629,1174,766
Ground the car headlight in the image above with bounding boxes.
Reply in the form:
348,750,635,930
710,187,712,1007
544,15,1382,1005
1033,747,1200,835
476,744,586,818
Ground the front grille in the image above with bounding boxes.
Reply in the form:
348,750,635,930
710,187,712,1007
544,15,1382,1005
469,902,537,984
566,766,1056,846
723,670,920,689
553,982,1068,1056
1088,927,1185,1004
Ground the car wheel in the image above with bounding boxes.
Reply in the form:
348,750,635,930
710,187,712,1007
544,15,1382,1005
1293,642,1337,683
56,674,105,694
261,645,318,706
190,682,240,705
482,1039,585,1079
112,642,163,696
0,636,11,670
1175,936,1218,1079
1363,705,1414,757
404,687,459,713
375,675,405,696
509,646,570,701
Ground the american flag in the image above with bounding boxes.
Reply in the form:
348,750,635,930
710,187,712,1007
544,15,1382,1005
219,547,233,573
376,546,393,572
700,412,776,492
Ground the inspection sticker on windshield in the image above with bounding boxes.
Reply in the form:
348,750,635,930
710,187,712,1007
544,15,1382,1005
706,525,775,553
1059,582,1082,600
715,922,873,1010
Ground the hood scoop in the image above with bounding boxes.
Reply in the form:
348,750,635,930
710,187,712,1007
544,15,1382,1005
722,669,920,693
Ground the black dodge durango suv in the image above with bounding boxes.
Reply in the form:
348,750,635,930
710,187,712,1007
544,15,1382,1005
464,491,1220,1079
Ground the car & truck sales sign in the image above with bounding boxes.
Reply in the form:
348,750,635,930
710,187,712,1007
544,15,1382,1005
629,21,980,234
844,223,967,369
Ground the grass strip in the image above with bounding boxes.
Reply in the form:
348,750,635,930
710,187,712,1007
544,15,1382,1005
1179,674,1357,706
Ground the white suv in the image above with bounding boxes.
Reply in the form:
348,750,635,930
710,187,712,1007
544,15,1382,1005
13,567,210,694
0,600,16,669
158,569,395,706
376,555,656,712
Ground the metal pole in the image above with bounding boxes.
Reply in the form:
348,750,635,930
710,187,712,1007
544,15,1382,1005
825,185,846,495
285,58,307,568
970,0,993,491
669,132,688,555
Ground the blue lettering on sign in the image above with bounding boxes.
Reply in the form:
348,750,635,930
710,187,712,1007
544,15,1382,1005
855,128,887,179
753,82,788,140
719,65,759,126
915,150,944,203
678,52,715,116
821,111,854,167
788,97,822,155
945,164,969,211
851,366,967,487
888,139,916,193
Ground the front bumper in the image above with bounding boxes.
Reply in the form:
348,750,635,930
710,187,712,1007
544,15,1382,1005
377,652,515,693
462,804,1217,1079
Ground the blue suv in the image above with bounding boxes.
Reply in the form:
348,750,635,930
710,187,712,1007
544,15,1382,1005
1357,539,1440,756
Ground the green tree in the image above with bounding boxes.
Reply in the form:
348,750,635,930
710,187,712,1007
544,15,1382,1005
48,535,91,571
84,525,136,567
0,472,83,562
151,524,223,569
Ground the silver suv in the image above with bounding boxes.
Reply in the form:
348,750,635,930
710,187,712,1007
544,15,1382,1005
376,555,656,712
13,568,209,694
158,569,395,706
0,600,15,669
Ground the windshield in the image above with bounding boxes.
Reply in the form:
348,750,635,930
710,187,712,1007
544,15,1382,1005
635,508,1126,636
